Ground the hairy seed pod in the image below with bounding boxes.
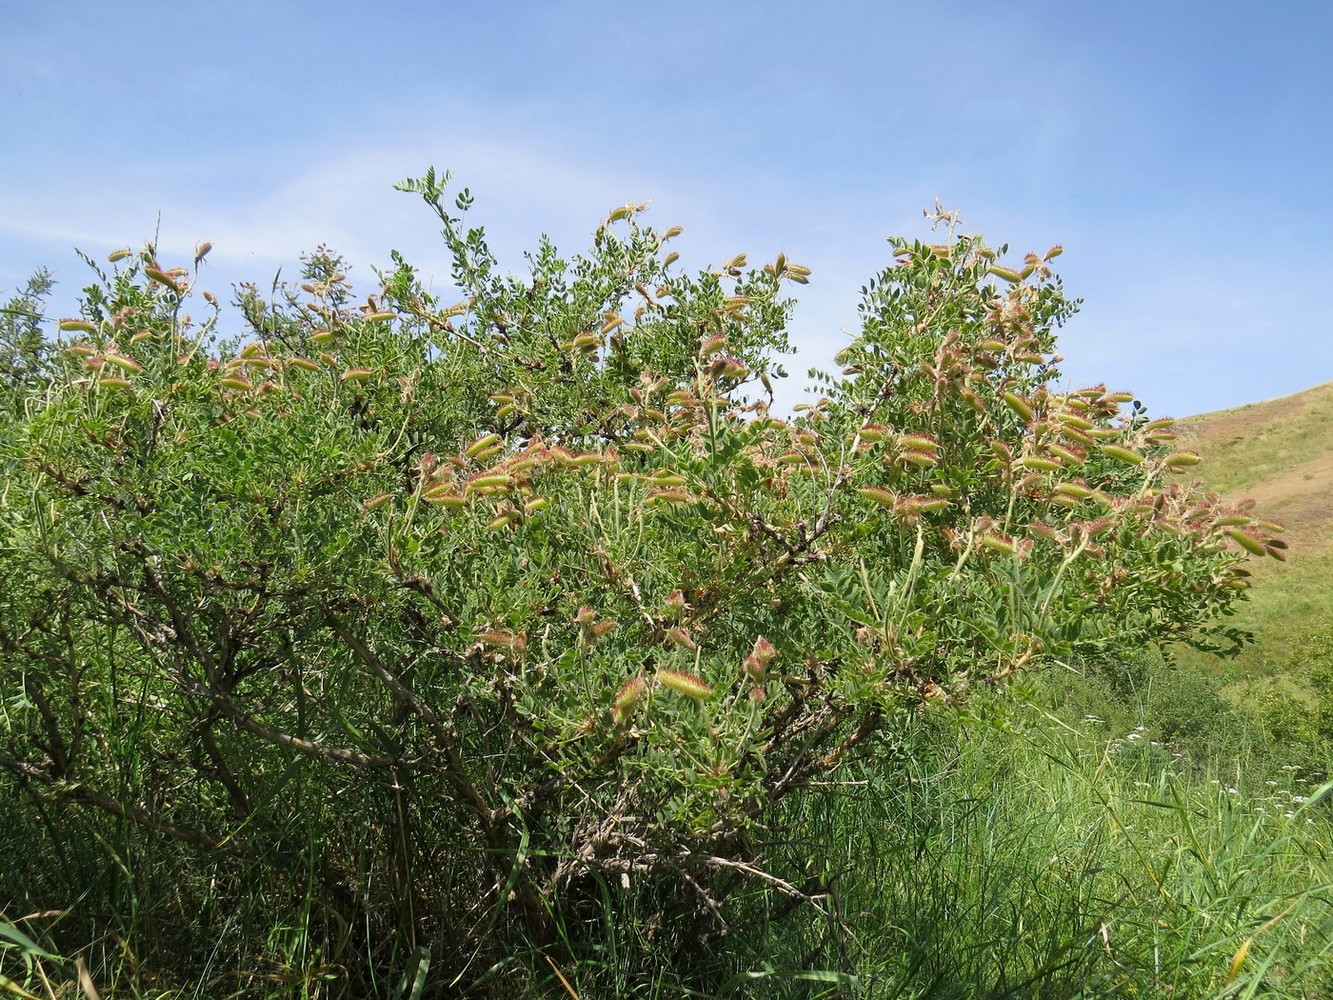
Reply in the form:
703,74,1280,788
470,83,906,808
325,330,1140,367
898,451,938,468
466,433,501,458
1019,456,1062,472
665,627,697,651
1100,445,1144,466
1047,444,1085,465
657,668,712,699
1002,391,1034,423
1055,483,1096,500
858,486,898,508
1164,452,1202,469
750,636,777,667
699,334,728,358
341,368,373,382
644,488,690,507
900,434,939,452
467,474,514,490
1227,529,1266,557
144,268,182,292
611,677,647,724
980,535,1018,556
570,331,600,353
102,352,143,374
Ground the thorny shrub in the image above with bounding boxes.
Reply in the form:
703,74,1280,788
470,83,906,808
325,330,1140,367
0,172,1282,993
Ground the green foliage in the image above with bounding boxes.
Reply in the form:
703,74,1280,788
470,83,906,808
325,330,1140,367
0,174,1286,995
0,268,54,416
780,704,1333,998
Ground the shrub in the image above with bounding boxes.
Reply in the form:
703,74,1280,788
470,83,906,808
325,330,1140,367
0,173,1282,994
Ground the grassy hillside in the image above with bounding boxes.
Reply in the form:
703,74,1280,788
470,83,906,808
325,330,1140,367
1177,380,1333,670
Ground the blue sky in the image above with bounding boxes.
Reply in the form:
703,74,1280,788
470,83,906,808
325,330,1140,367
3,2,1330,418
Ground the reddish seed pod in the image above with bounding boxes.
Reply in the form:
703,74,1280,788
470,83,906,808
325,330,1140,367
665,627,697,651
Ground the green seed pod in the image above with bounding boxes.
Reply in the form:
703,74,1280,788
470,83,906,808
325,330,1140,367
1227,529,1266,557
1019,456,1062,472
899,451,938,468
421,489,466,509
144,268,182,293
1164,452,1202,469
1048,444,1085,466
1002,392,1034,423
467,474,514,490
1055,482,1095,500
979,535,1018,556
466,433,501,458
612,677,647,725
1100,445,1144,466
657,668,712,699
644,488,690,507
900,434,939,453
102,353,143,374
858,486,898,507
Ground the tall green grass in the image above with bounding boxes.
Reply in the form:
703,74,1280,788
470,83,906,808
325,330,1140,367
719,701,1333,999
6,694,1332,998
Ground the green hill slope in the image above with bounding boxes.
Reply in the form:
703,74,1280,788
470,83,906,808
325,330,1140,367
1178,380,1333,669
